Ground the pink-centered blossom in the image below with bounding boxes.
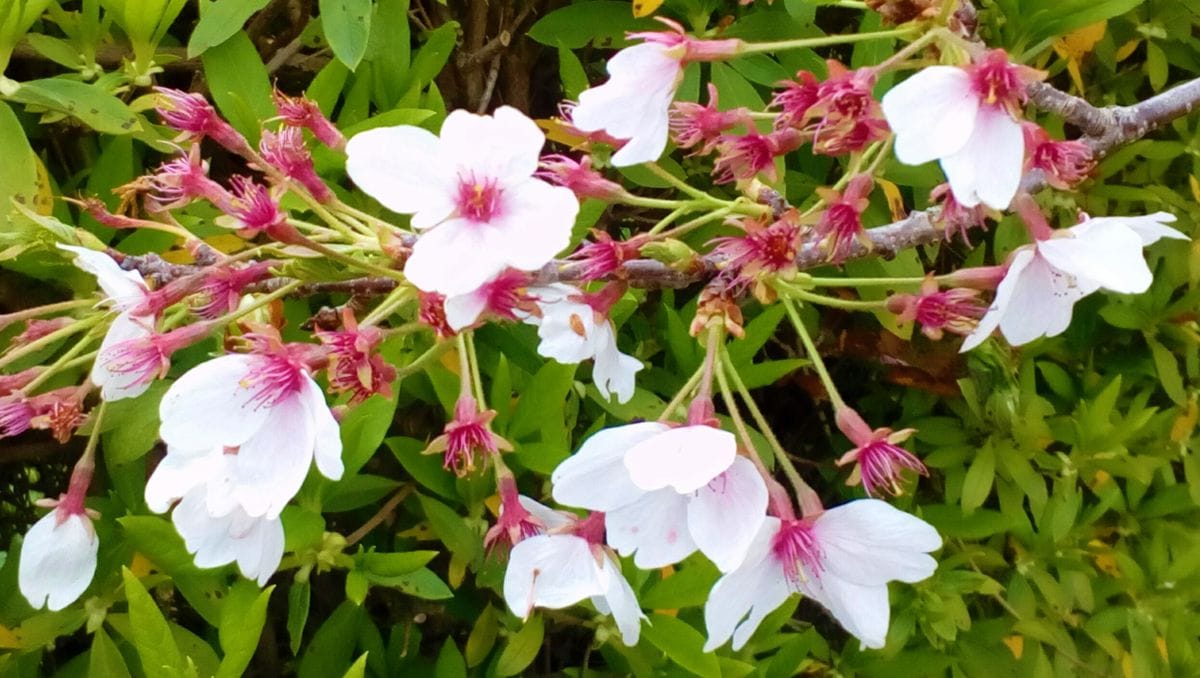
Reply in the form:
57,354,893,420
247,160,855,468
704,500,941,651
833,406,927,496
569,233,643,282
1023,123,1094,190
775,62,888,156
155,87,251,155
503,507,645,646
316,315,395,403
961,212,1188,351
157,333,344,518
345,107,578,296
887,277,987,341
882,50,1043,210
94,321,212,402
260,128,333,203
670,83,751,155
551,422,767,572
144,149,233,213
712,128,804,184
443,270,535,331
425,395,512,476
193,261,275,319
273,89,345,149
571,20,743,167
536,154,628,201
484,476,545,555
813,175,874,262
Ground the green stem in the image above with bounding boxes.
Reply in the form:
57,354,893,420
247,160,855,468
464,331,486,407
0,299,94,327
658,205,737,240
876,27,947,73
645,205,691,236
619,194,695,211
217,280,306,324
646,164,715,202
720,346,818,509
394,340,453,381
780,284,888,311
0,315,101,372
23,331,102,393
739,27,918,55
781,298,846,410
361,286,413,326
299,239,407,282
658,359,708,422
330,199,406,235
805,275,928,287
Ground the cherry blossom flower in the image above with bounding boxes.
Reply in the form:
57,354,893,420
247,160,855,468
833,406,927,496
536,154,628,201
886,277,987,340
775,62,888,156
551,422,767,572
882,50,1043,210
813,175,874,262
571,21,743,166
58,244,151,312
18,503,98,610
418,292,455,338
704,500,941,651
1023,123,1094,190
172,487,284,586
142,150,233,213
671,83,751,155
157,334,343,518
484,476,546,554
503,508,644,645
316,312,395,402
260,128,333,203
443,270,534,331
424,395,512,476
0,394,34,438
712,128,804,184
961,212,1187,351
771,71,821,130
345,106,578,296
521,284,642,403
930,182,989,243
193,261,275,319
155,87,251,155
569,233,644,283
273,89,345,149
711,213,800,294
28,387,87,442
93,320,212,401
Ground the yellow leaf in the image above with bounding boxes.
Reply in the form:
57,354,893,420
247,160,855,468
1002,635,1024,659
876,177,908,222
632,0,664,18
1121,651,1134,678
1157,636,1169,662
33,157,54,216
441,347,461,375
1058,21,1106,59
484,493,501,518
1115,39,1142,63
130,552,155,577
449,553,467,588
0,624,21,650
1170,394,1197,442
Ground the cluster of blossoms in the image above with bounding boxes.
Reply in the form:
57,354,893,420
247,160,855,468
2,4,1191,663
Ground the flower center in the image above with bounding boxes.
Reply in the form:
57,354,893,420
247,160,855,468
772,519,822,587
969,52,1025,110
241,354,305,409
456,174,502,222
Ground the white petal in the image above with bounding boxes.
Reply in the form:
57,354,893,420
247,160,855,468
517,496,574,531
573,43,682,167
444,288,490,331
19,511,98,611
485,179,578,271
801,575,891,649
441,106,546,181
606,490,697,569
959,247,1034,352
1085,212,1187,245
940,106,1023,210
301,376,344,481
158,354,269,449
551,422,667,511
231,512,285,586
624,425,737,493
92,312,157,402
174,489,240,568
1040,220,1153,295
596,553,645,646
503,534,605,617
536,299,599,364
403,220,508,296
344,125,458,226
233,393,315,518
144,446,224,513
881,67,978,166
57,244,148,311
813,500,941,586
688,456,768,573
702,517,791,652
996,252,1086,345
593,343,643,404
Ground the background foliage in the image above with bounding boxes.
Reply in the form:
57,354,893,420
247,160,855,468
1,0,1199,676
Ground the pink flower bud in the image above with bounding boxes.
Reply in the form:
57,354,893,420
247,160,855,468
273,89,345,150
10,318,73,348
813,174,874,263
569,232,642,282
259,128,333,203
0,367,42,396
536,154,628,201
227,176,289,235
1023,123,1094,190
0,394,34,438
154,88,252,156
144,150,234,213
713,128,804,184
670,83,751,155
887,278,986,340
484,475,544,555
193,261,275,319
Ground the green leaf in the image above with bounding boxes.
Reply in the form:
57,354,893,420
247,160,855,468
88,628,132,678
508,360,576,444
339,394,398,477
287,580,311,655
961,444,996,513
359,550,438,578
10,79,141,134
320,0,373,70
377,567,454,600
557,47,588,99
0,101,38,213
342,652,370,678
201,31,275,142
217,582,273,678
387,436,458,500
121,567,185,676
435,638,467,678
298,601,364,678
643,613,722,678
1146,334,1186,405
418,494,482,562
396,21,458,97
465,604,499,667
102,381,168,464
526,1,656,48
494,614,544,677
189,0,272,57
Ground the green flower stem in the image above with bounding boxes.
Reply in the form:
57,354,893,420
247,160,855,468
0,299,93,327
394,341,454,381
361,286,414,326
297,191,377,241
804,275,929,287
646,205,691,236
781,298,846,410
720,346,819,511
658,205,738,240
22,330,103,393
330,198,405,235
298,239,407,282
739,27,919,55
777,282,889,311
464,330,486,407
619,194,696,211
658,357,708,422
0,314,102,372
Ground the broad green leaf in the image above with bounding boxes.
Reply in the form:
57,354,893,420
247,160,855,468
359,550,438,578
418,494,482,562
201,31,275,142
217,582,274,678
643,613,721,678
102,381,168,464
527,1,655,48
320,0,373,70
298,601,364,678
387,436,459,500
342,652,370,678
435,638,467,678
465,604,499,667
121,567,185,676
395,21,458,98
9,78,140,134
287,581,311,656
88,628,132,678
494,614,543,677
376,567,454,600
189,0,272,57
961,444,996,513
339,394,398,477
